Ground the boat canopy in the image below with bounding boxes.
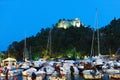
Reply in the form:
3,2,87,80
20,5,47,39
2,57,17,67
2,57,16,62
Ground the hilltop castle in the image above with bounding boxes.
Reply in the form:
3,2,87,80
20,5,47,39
57,18,82,29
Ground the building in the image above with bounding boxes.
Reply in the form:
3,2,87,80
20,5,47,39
57,18,81,29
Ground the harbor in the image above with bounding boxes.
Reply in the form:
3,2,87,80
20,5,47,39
1,0,120,80
0,56,120,80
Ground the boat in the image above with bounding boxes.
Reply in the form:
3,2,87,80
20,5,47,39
102,60,120,76
27,76,42,80
9,69,23,76
22,67,37,76
20,60,32,70
36,70,45,76
41,65,55,75
109,73,120,79
94,56,103,70
49,76,66,80
1,57,23,77
105,68,120,74
82,70,103,79
2,57,17,70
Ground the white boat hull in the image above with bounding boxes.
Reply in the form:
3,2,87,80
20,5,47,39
82,70,103,79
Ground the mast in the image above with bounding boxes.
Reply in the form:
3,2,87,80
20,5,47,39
8,50,11,57
95,9,100,56
24,33,29,61
90,9,101,57
90,28,95,57
46,28,52,57
29,45,32,60
49,28,52,56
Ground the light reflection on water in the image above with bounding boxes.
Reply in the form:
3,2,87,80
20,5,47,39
1,76,22,80
1,74,84,80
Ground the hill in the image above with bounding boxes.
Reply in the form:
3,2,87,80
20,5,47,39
3,18,120,60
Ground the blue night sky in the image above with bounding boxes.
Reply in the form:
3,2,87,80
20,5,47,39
0,0,120,52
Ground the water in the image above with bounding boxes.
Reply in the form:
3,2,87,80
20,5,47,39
0,76,22,80
0,74,112,80
0,74,84,80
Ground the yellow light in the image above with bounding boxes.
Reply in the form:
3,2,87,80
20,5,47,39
112,54,115,57
84,55,87,59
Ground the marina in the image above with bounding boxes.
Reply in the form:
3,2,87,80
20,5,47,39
0,56,120,80
0,1,120,80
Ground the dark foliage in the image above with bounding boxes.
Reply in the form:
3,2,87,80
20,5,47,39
6,18,120,60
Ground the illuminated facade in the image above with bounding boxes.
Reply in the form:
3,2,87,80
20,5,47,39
57,18,81,29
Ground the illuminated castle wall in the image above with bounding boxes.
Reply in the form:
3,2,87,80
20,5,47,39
57,18,81,29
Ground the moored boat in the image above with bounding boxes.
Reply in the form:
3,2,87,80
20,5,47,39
49,76,66,80
82,69,103,80
1,57,23,77
22,67,37,76
109,73,120,79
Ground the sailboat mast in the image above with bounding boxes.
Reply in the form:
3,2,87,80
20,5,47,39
90,28,95,57
95,9,100,56
23,34,27,61
24,35,26,54
97,27,100,56
29,46,32,60
24,33,29,61
49,29,52,56
46,29,52,57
